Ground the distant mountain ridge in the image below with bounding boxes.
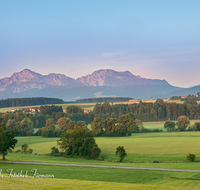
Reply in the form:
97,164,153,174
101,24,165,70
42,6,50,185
0,69,199,101
0,69,170,93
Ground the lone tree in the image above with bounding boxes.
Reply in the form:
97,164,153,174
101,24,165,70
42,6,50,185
0,123,18,160
176,116,190,131
164,121,176,132
115,146,127,162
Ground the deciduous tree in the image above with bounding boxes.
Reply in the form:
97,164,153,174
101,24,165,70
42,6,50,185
164,121,176,132
0,123,18,160
115,146,127,162
58,126,101,159
45,118,55,130
176,116,190,131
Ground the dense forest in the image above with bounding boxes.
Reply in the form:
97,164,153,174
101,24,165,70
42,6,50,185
75,97,132,103
0,97,65,108
92,99,200,121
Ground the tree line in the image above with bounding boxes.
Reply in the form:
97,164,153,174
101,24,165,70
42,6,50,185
0,97,64,108
75,97,132,103
92,100,200,121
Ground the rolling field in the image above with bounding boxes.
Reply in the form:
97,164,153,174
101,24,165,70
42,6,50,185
8,131,200,169
13,131,200,155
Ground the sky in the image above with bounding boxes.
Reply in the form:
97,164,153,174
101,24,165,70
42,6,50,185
0,0,200,88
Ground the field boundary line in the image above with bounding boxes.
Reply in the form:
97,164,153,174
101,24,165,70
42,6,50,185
1,161,200,172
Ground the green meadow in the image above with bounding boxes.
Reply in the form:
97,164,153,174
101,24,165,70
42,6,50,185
1,163,200,189
5,131,200,170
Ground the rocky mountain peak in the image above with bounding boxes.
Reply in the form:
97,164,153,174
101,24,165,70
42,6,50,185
10,69,42,81
76,69,150,86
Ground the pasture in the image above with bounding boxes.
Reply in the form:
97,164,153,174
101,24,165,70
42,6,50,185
7,131,200,169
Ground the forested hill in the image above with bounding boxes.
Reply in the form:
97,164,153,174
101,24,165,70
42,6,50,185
0,97,65,108
75,97,132,103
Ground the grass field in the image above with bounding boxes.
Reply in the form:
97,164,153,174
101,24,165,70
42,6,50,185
2,178,197,190
13,131,200,155
7,131,200,169
1,163,200,190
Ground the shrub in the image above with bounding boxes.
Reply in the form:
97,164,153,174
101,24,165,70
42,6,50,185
27,148,33,154
100,155,105,161
186,154,196,162
153,160,160,163
21,143,29,153
51,147,59,155
91,146,101,159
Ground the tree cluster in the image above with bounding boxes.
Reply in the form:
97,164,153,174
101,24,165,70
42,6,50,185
58,126,101,159
6,118,34,136
91,113,139,136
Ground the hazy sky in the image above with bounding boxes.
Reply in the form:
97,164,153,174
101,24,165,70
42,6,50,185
0,0,200,87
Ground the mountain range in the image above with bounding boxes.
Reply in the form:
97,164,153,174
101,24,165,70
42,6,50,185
0,69,199,101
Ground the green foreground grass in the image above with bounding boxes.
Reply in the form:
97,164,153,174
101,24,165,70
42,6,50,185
2,178,200,190
1,163,200,189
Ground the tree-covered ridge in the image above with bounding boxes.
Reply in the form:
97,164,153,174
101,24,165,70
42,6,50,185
75,97,132,103
0,97,65,108
93,100,200,121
